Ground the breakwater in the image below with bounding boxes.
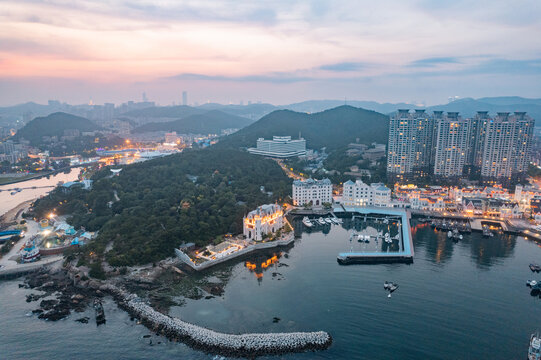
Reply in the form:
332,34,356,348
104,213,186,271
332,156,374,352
102,284,332,357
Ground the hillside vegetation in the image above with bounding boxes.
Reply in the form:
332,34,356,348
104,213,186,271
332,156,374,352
14,112,100,145
31,149,291,266
217,105,389,151
133,110,253,134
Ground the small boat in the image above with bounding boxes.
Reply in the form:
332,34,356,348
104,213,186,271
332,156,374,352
318,218,326,226
94,298,106,325
384,233,392,243
527,280,539,288
336,218,343,224
331,218,340,225
531,264,541,273
384,281,399,297
10,191,16,195
383,218,389,224
528,332,541,360
325,218,333,224
447,231,453,238
302,217,313,228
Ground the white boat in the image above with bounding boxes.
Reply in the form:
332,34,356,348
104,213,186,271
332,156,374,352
302,217,313,227
529,333,541,360
318,218,326,225
384,233,392,243
383,218,389,224
336,218,343,224
447,231,453,238
331,218,340,225
325,218,333,224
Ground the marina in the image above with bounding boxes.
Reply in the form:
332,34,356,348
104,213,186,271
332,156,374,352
333,207,414,265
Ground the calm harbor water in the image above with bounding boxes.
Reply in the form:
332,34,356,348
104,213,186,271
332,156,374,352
1,219,541,359
0,168,82,216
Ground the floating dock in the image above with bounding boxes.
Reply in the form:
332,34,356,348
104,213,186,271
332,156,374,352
334,207,414,265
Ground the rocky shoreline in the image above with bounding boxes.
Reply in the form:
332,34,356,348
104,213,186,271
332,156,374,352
22,267,332,357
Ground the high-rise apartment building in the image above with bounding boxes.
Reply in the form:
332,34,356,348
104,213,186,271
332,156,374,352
386,110,534,183
433,112,469,178
386,109,418,182
480,112,534,182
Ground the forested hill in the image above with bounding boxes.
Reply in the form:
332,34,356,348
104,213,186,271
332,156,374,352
31,149,291,266
216,105,389,151
14,112,100,145
133,110,254,134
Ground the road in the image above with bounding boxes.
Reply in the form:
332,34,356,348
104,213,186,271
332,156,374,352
274,159,306,180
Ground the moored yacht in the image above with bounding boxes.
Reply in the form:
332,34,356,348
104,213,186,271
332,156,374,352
302,217,313,227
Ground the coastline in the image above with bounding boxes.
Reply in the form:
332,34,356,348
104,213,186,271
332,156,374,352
0,199,33,225
0,165,80,187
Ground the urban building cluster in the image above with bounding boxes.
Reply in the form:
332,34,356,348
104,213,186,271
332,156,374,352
387,110,535,184
0,139,28,164
248,136,307,158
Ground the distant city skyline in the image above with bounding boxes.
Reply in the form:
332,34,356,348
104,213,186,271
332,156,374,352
0,1,540,106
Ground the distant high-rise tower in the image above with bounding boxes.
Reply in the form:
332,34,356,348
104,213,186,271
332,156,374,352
142,92,148,102
182,91,188,106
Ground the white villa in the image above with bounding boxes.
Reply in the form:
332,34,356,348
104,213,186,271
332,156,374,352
292,178,332,207
243,204,284,241
342,180,391,207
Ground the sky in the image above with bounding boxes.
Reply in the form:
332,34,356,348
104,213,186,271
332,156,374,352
0,0,540,106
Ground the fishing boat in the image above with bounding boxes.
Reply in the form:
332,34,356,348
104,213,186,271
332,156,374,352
302,217,313,228
531,264,541,272
528,333,541,360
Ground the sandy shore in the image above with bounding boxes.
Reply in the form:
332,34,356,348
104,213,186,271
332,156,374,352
0,199,33,225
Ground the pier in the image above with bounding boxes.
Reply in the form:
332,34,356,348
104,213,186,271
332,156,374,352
334,207,414,264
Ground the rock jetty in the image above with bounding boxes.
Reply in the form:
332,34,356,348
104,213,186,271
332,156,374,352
102,284,332,357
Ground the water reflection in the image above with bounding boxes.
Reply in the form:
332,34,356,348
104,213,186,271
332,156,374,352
244,252,282,283
411,220,516,268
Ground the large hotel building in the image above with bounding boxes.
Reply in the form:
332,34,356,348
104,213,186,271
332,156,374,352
387,110,534,184
247,136,307,158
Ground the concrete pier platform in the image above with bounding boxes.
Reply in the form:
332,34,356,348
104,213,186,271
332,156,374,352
334,207,414,264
